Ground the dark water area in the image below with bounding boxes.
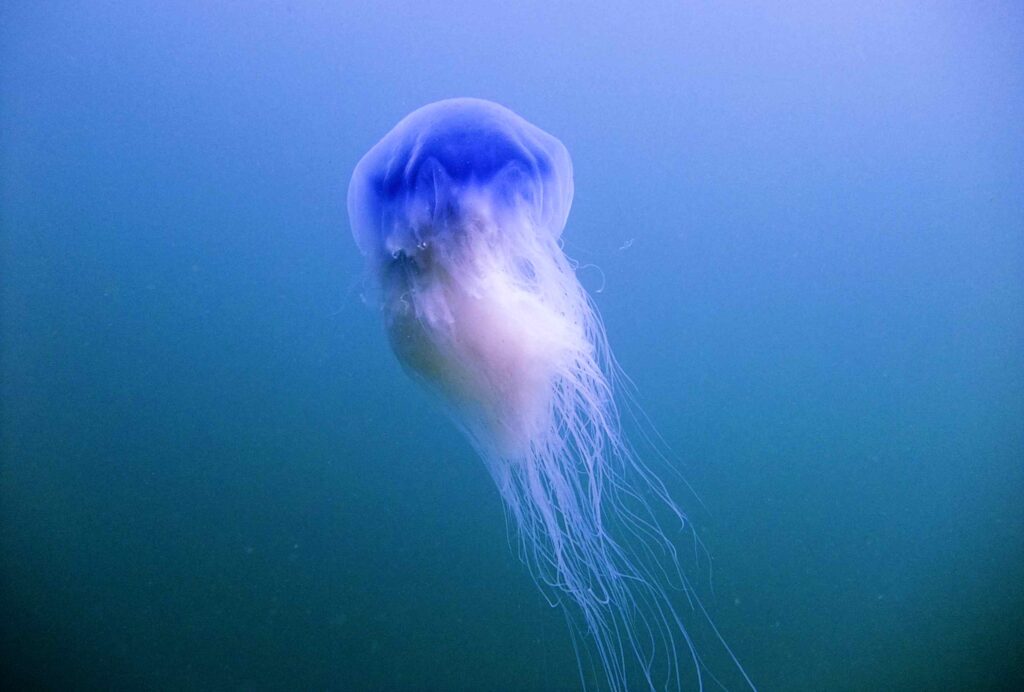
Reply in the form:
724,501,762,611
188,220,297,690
2,2,1022,690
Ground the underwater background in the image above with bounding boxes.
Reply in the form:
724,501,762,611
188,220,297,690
2,1,1022,690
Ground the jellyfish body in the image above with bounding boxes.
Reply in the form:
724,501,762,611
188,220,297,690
348,98,751,691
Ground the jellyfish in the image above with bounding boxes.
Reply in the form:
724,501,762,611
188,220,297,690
347,98,753,691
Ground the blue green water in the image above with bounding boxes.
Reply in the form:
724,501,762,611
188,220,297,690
2,2,1022,690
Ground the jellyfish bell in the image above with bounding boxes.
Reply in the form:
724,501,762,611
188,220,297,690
347,98,572,256
348,98,753,691
348,98,578,457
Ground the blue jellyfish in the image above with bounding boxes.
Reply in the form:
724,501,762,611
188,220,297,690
348,98,752,691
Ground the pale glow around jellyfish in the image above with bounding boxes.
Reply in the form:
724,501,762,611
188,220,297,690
347,98,753,691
